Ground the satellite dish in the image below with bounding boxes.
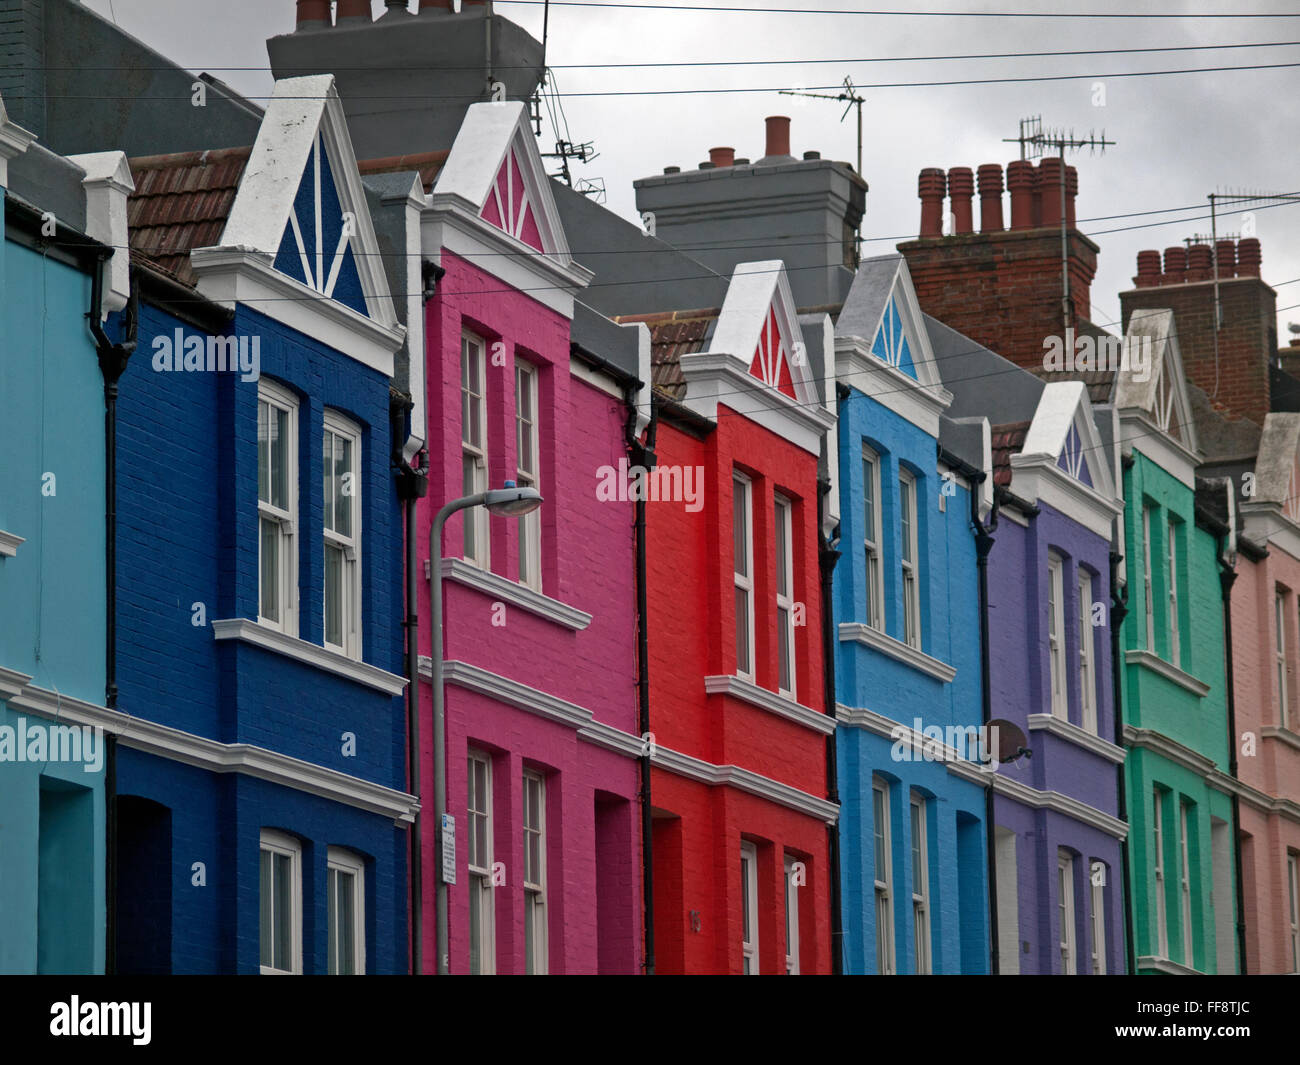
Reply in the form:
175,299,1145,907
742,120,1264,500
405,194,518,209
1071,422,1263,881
985,719,1031,764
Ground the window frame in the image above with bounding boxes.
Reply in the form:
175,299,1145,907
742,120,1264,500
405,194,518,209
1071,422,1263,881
873,777,896,975
1288,852,1300,974
899,469,920,650
322,410,362,659
741,840,759,974
1078,569,1097,734
1089,861,1106,975
461,331,490,569
515,359,542,591
522,768,547,975
910,794,931,975
326,846,366,976
1278,590,1290,731
259,829,302,976
733,472,755,681
467,748,495,975
1167,520,1181,666
1142,505,1155,652
1153,788,1169,957
1058,850,1077,975
783,855,800,975
1179,801,1194,967
774,493,796,699
257,379,299,636
1048,552,1067,721
862,444,884,630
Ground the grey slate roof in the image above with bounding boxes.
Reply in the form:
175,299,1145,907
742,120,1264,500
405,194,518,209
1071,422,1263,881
926,313,1044,428
6,141,87,231
834,254,901,343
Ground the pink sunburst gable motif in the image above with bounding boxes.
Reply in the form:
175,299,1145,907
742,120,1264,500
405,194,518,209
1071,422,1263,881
748,306,797,399
479,148,544,252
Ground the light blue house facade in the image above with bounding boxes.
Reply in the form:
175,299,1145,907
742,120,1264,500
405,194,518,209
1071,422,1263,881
0,95,127,973
107,75,418,974
832,255,990,973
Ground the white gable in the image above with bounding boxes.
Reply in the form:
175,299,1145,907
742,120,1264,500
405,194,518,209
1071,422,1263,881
1115,308,1199,454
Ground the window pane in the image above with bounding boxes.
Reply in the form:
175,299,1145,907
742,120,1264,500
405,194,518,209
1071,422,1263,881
325,544,343,647
323,430,334,532
775,501,789,597
873,788,886,882
900,478,913,564
463,455,479,558
259,849,272,968
525,898,536,973
733,481,748,578
271,407,288,510
735,586,750,674
338,870,355,975
258,402,270,504
741,853,752,941
327,868,338,975
862,457,875,540
911,803,923,887
274,852,291,971
778,606,791,690
336,435,353,537
469,885,482,975
260,517,279,623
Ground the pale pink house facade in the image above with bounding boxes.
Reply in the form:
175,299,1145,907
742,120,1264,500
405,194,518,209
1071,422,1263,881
1230,413,1300,974
413,103,651,974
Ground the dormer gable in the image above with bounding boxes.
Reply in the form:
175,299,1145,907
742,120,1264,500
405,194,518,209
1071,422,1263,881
1113,308,1200,485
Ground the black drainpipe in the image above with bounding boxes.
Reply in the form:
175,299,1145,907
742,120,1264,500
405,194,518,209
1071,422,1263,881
1109,536,1136,975
625,387,657,975
969,467,999,975
391,389,427,974
817,473,842,974
87,257,137,975
1214,508,1248,974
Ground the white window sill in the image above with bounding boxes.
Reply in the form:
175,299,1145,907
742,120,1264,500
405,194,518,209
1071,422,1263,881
838,622,956,684
212,618,407,695
1026,713,1126,764
1137,954,1200,976
1123,649,1210,698
425,556,592,631
0,529,24,557
1261,725,1300,753
704,675,835,735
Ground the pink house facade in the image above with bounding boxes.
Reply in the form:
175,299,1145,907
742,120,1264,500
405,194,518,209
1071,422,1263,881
414,103,650,973
1231,413,1300,974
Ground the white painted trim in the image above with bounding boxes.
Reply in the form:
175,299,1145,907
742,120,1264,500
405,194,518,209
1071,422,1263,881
838,622,957,683
1123,648,1211,698
0,530,25,557
326,846,367,975
0,93,36,187
1262,725,1300,753
67,151,134,315
387,172,428,463
835,335,952,437
0,666,418,823
1008,459,1121,540
1238,503,1300,565
211,618,407,695
651,743,839,823
191,246,403,377
1122,724,1219,777
834,702,993,787
259,829,303,975
992,773,1129,840
569,355,625,400
1027,713,1127,764
703,675,836,735
426,556,592,630
1137,954,1201,976
1118,410,1200,489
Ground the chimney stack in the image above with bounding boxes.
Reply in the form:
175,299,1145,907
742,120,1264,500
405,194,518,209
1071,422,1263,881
296,0,332,29
977,163,1004,233
709,146,735,168
337,0,374,22
764,116,791,159
947,167,973,235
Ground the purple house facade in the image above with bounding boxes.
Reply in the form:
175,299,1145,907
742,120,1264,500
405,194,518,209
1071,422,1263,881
939,323,1128,974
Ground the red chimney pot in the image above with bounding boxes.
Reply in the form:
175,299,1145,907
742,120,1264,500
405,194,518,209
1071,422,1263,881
337,0,374,19
1038,159,1064,227
296,0,332,28
764,116,791,159
947,167,974,235
1186,243,1213,282
1216,239,1237,279
918,168,946,239
1006,159,1035,230
977,163,1004,233
1135,250,1162,288
1163,246,1187,285
709,147,735,168
1065,165,1078,227
1237,237,1262,277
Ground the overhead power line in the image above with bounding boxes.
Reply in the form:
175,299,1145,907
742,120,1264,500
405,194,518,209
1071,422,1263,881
497,0,1300,17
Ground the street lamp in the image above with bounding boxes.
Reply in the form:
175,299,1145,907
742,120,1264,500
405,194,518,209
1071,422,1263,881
428,481,542,975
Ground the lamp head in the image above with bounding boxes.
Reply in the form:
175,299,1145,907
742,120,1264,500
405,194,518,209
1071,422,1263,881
485,481,542,516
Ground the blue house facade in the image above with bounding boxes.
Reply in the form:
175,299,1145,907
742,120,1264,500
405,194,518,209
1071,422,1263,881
832,255,990,973
0,96,120,974
109,75,417,974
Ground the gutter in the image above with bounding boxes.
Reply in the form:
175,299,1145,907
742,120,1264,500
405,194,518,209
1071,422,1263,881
625,384,658,975
969,467,999,976
87,256,138,975
817,474,843,974
1109,547,1136,975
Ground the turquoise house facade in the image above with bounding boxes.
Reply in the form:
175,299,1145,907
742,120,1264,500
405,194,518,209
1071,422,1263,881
832,255,991,973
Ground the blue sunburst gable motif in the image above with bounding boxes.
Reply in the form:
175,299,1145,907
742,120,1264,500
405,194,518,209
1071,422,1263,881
273,132,367,317
869,296,918,380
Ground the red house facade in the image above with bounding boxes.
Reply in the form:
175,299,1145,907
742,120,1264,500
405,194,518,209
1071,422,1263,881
618,261,839,974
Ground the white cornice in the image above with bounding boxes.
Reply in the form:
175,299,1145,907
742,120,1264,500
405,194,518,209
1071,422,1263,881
651,743,839,823
0,666,418,824
1238,503,1300,564
1137,954,1201,976
703,675,835,735
835,335,952,438
991,773,1129,839
211,618,407,695
838,622,957,683
427,556,592,631
1119,409,1200,489
1122,724,1222,779
422,197,592,319
1027,713,1126,764
834,702,993,787
677,350,835,456
191,246,403,377
1007,458,1121,539
1261,725,1300,753
0,530,25,557
0,97,36,187
1124,649,1211,698
569,355,625,400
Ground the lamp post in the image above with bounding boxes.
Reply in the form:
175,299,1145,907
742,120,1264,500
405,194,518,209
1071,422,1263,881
428,481,542,975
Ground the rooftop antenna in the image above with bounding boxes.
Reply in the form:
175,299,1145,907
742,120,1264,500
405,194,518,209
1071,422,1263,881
1003,119,1116,338
536,67,599,189
779,76,865,177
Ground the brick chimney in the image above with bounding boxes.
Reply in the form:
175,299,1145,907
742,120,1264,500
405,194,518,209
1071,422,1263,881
1120,237,1278,426
270,0,544,156
634,115,868,309
896,157,1098,372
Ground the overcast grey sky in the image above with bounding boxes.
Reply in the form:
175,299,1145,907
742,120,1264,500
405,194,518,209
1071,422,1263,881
82,0,1300,340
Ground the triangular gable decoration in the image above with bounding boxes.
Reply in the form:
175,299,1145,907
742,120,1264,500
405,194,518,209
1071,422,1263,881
480,148,544,252
749,305,797,399
1057,421,1092,486
1150,360,1181,442
273,130,367,315
871,296,918,379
